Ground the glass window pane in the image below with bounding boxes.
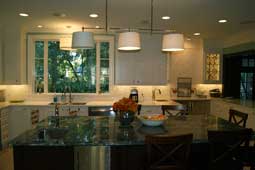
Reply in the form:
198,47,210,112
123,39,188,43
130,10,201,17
242,59,248,67
35,41,44,93
48,41,96,93
100,42,110,93
249,59,255,67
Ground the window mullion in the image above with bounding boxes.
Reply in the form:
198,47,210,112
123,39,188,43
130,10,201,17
44,41,48,93
96,42,100,94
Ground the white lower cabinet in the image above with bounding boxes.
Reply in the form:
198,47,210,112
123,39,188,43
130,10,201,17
0,107,9,149
8,106,32,140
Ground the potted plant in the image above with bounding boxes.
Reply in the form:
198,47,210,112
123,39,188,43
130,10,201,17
113,97,138,127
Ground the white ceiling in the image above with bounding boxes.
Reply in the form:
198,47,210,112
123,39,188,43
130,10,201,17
0,0,255,39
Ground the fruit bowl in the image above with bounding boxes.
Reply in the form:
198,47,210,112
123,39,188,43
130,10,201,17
138,114,167,126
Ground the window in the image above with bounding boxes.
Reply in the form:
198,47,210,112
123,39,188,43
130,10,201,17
28,35,114,94
240,72,253,99
240,57,255,99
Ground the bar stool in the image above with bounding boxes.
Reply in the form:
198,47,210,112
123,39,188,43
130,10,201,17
208,128,253,170
145,134,193,170
161,105,187,116
228,109,248,128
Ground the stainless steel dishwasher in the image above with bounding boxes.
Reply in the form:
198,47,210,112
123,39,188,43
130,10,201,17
74,146,110,170
88,106,116,116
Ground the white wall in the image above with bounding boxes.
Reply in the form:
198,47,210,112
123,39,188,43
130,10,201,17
224,29,255,48
168,39,204,86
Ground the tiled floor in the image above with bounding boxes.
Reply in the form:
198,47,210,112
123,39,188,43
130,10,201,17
0,148,14,170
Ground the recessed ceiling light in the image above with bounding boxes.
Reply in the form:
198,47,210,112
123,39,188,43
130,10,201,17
187,38,191,41
161,16,170,20
53,13,67,18
218,19,227,23
193,32,200,36
95,26,100,29
37,25,43,28
89,13,99,18
19,13,29,17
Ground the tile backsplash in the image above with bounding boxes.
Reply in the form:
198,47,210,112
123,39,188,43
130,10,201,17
0,83,222,102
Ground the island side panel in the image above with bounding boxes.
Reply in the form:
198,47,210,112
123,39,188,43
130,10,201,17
13,146,74,170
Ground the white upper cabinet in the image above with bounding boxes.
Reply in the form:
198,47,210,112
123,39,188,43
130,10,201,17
203,39,223,84
0,26,3,84
115,34,167,85
2,25,26,84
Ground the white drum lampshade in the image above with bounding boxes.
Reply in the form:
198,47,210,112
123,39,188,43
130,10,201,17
72,31,94,49
118,32,141,51
162,33,184,52
60,37,73,51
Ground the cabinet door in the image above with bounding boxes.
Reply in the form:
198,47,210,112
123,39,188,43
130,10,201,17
2,26,26,84
8,107,32,140
115,55,136,85
115,34,167,85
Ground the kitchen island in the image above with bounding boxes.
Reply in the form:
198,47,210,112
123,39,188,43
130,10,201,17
11,115,244,170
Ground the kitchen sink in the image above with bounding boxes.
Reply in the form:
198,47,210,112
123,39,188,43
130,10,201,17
70,102,87,105
48,102,86,105
45,127,68,139
155,99,169,102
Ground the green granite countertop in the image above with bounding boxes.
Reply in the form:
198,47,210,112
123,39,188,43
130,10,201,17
219,98,255,109
11,115,245,146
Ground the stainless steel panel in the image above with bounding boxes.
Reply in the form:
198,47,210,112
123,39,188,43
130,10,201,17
88,106,116,116
74,146,110,170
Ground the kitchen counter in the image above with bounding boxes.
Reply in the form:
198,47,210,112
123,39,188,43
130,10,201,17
215,98,255,109
171,96,211,101
11,115,244,147
0,100,182,109
86,100,181,107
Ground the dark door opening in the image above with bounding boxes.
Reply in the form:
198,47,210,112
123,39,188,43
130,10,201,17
223,50,255,100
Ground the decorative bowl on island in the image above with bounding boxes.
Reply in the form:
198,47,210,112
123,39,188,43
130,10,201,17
138,114,167,126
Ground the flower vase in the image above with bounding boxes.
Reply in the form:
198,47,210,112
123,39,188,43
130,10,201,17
117,111,135,127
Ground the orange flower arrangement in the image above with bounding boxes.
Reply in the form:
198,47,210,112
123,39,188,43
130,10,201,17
113,97,138,113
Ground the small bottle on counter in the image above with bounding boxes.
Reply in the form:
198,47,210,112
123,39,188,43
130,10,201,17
53,93,58,103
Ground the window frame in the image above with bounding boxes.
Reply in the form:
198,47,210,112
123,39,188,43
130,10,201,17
27,34,115,95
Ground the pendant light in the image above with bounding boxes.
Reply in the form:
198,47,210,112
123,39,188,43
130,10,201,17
162,33,184,52
72,27,94,49
118,31,141,51
60,37,74,51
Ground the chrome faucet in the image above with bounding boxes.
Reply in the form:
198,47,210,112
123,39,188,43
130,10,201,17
68,86,73,104
54,103,60,128
55,103,59,116
152,88,161,101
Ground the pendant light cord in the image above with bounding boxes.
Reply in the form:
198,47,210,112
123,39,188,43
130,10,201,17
150,0,154,35
105,0,108,32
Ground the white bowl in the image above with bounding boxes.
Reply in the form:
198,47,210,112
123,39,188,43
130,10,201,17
138,115,167,127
